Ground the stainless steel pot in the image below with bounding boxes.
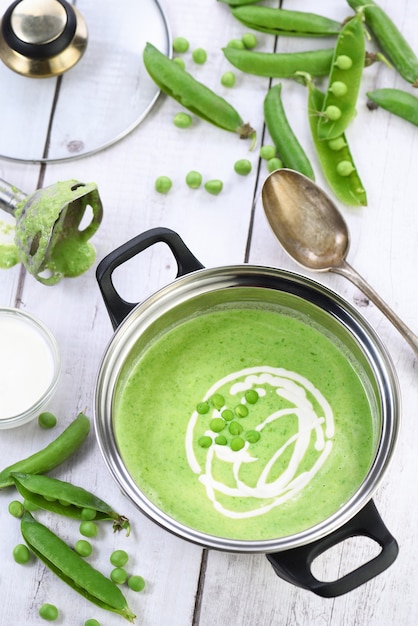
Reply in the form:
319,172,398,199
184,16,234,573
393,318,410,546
94,227,400,597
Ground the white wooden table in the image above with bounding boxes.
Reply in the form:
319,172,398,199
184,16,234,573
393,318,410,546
1,0,418,624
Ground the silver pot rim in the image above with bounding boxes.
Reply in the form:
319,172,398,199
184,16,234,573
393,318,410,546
94,264,400,553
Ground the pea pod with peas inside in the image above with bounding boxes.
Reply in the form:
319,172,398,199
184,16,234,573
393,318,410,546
317,11,366,141
346,0,418,86
264,83,315,180
305,75,367,207
223,46,335,78
143,42,255,141
20,511,136,622
0,412,90,489
11,473,130,534
367,88,418,126
230,6,342,37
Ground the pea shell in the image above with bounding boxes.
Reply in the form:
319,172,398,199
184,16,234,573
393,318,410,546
317,12,366,140
307,81,367,207
143,42,255,139
230,6,341,37
367,88,418,126
223,46,334,78
12,473,130,534
20,512,136,622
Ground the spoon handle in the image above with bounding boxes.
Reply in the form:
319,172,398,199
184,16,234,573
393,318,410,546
0,178,27,216
333,260,418,358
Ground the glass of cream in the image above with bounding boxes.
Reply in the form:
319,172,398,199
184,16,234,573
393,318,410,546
0,307,60,428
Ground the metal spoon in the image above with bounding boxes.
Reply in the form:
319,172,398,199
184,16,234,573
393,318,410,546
262,168,418,358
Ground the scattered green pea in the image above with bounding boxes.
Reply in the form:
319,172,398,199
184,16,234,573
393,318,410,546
242,32,258,49
324,105,342,121
204,180,223,195
245,389,259,404
110,567,129,585
234,159,252,176
79,521,98,538
13,543,31,564
227,38,245,49
172,37,190,53
39,603,59,621
222,409,234,421
172,57,186,70
81,507,97,521
128,575,146,592
235,404,249,418
38,412,57,429
230,437,245,451
85,620,101,626
246,430,261,444
8,500,24,518
267,157,283,172
110,550,129,567
75,539,93,557
221,70,236,87
328,137,346,151
192,48,207,64
228,421,243,436
210,418,226,433
336,161,356,176
173,112,193,128
197,401,210,414
211,394,225,409
334,54,353,70
198,436,213,448
329,81,348,97
185,170,203,189
215,435,228,445
155,176,173,194
260,144,276,160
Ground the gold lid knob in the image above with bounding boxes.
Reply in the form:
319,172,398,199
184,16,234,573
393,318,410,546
0,0,88,77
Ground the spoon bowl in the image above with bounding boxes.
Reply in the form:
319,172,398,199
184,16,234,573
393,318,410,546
261,168,418,358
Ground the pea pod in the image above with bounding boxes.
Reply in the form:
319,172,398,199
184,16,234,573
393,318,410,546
20,512,136,622
223,46,335,78
218,0,261,5
12,473,130,534
367,88,418,126
230,6,341,37
264,83,315,180
307,77,367,206
0,413,90,489
346,0,418,86
143,42,255,140
318,12,366,141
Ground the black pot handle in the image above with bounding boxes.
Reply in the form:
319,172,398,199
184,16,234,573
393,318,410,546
266,500,398,598
96,227,204,329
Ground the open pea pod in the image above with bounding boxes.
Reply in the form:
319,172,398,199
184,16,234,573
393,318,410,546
12,473,130,534
20,512,136,622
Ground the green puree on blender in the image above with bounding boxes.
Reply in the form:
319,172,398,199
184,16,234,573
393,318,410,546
114,307,376,541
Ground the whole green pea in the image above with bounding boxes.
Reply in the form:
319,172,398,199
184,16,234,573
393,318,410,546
267,157,283,173
336,161,355,176
234,159,252,176
215,435,227,445
204,179,223,195
128,575,146,592
228,421,243,436
221,71,236,87
329,81,348,97
79,521,98,538
210,417,226,433
242,32,258,49
110,549,129,567
222,409,234,421
260,145,276,160
85,620,101,626
39,603,59,621
325,105,342,121
38,412,57,429
173,112,193,128
155,176,173,194
185,170,203,189
198,436,213,448
81,507,97,521
197,401,210,414
334,54,353,70
246,430,261,444
227,38,245,49
245,390,259,404
172,37,190,53
328,137,346,151
211,394,225,409
75,539,93,557
8,500,24,518
230,437,245,451
235,404,249,418
13,543,31,564
110,567,129,584
192,48,207,64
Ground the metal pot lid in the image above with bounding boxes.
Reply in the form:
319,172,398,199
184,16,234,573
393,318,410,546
0,0,171,162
